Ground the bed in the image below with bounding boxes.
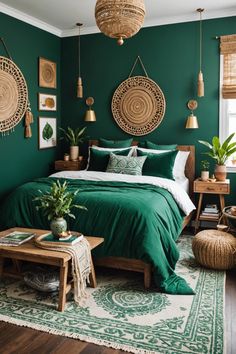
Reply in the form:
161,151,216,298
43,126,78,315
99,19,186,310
0,142,196,295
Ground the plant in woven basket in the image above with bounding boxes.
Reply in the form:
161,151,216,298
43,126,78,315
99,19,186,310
198,133,236,181
34,180,87,237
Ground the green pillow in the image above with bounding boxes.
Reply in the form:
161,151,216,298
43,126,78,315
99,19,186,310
137,150,178,180
106,153,147,175
99,138,133,148
146,141,177,150
138,141,147,148
88,148,131,171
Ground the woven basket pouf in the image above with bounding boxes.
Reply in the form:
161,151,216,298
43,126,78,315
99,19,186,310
192,229,236,270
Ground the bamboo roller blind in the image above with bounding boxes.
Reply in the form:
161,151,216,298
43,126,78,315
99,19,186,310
220,34,236,99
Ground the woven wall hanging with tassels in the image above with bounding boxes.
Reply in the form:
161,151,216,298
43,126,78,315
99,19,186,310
111,56,166,136
0,37,33,138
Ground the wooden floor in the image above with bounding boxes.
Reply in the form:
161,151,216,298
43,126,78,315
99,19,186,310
0,269,235,354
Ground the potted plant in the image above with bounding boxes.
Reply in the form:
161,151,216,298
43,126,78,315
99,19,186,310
59,126,87,161
198,133,236,181
34,180,87,237
200,160,210,181
231,154,236,165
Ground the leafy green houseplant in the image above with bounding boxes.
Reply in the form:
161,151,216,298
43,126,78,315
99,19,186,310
60,126,87,161
34,180,87,237
200,160,210,181
198,133,236,181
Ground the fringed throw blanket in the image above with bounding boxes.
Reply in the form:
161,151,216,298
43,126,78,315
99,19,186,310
36,238,91,304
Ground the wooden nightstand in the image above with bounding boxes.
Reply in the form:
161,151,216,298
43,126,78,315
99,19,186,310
193,178,230,233
54,160,84,171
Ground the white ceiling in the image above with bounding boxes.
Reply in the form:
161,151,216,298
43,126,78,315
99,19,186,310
0,0,235,37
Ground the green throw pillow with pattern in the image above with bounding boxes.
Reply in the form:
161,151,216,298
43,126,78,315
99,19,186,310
106,153,147,175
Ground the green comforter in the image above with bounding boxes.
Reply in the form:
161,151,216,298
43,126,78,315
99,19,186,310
0,177,194,295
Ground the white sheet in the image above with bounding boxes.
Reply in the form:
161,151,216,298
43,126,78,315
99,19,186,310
49,170,196,216
175,177,189,194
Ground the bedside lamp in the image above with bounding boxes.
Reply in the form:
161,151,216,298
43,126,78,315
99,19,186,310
84,97,96,122
185,100,199,129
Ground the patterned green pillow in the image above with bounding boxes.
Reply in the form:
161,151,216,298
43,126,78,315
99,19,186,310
106,153,147,175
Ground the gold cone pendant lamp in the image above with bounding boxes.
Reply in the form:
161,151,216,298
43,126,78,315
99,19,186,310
84,97,96,122
77,23,83,98
185,99,199,129
197,8,204,97
95,0,146,45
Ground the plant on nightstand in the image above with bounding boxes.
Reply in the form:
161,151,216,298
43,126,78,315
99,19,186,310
198,133,236,181
200,160,210,181
59,126,87,161
34,180,87,238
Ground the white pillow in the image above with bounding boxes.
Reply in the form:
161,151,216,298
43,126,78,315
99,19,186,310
136,147,190,179
86,145,134,170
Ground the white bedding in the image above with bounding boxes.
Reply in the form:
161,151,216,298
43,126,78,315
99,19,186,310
50,170,196,216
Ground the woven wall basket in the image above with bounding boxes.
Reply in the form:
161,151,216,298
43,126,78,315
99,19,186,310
111,75,166,136
0,56,28,133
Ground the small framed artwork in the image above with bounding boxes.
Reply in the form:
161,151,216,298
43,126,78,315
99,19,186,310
39,57,57,88
38,93,57,111
39,117,57,149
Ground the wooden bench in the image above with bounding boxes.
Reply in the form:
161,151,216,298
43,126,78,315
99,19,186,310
0,227,104,312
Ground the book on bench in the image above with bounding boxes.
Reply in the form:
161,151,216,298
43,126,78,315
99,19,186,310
40,232,84,246
0,231,35,246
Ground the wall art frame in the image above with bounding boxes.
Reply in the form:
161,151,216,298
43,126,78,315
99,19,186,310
38,117,57,149
38,93,57,111
39,57,57,89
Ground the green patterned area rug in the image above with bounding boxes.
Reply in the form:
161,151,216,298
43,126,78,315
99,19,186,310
0,236,225,354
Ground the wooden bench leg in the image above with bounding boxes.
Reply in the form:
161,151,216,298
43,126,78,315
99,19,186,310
89,258,97,288
58,262,68,312
144,264,151,289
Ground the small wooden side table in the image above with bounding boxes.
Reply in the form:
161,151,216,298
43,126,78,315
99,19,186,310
54,159,84,171
0,228,104,312
193,179,230,234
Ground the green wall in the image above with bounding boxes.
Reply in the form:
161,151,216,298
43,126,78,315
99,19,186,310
61,16,236,204
0,12,61,201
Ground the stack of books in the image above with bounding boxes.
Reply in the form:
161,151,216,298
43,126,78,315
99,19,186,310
200,204,220,220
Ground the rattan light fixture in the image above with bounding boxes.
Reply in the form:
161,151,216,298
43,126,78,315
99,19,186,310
197,8,204,97
76,23,83,98
95,0,146,46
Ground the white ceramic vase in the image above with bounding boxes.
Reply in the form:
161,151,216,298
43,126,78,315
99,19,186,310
70,146,79,161
50,217,67,237
201,171,209,181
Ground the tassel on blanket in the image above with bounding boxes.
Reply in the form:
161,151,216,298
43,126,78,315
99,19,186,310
24,102,33,138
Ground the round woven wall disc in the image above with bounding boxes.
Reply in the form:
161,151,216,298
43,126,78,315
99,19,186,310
42,62,54,85
0,56,28,132
112,76,166,136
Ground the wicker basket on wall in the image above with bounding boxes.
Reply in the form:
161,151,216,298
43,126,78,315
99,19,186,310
192,229,236,270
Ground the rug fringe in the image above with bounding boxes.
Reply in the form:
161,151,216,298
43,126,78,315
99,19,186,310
0,314,159,354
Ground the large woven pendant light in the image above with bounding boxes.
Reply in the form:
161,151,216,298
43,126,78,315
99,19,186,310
76,23,83,98
95,0,146,46
197,8,204,97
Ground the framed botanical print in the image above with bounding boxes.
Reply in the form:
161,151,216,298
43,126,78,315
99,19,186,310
38,117,57,149
39,57,57,88
38,93,57,111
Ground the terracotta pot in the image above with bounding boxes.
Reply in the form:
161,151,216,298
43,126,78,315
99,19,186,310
201,171,209,181
70,146,79,161
214,164,227,181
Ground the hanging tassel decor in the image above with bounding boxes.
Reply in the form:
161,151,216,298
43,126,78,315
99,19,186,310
197,70,204,97
24,102,34,138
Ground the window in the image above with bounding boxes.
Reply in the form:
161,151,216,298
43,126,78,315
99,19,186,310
219,35,236,172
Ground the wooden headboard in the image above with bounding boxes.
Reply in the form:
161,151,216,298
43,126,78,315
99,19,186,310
89,140,195,197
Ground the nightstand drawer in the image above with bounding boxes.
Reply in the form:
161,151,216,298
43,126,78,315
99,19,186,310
55,160,82,171
194,181,230,194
